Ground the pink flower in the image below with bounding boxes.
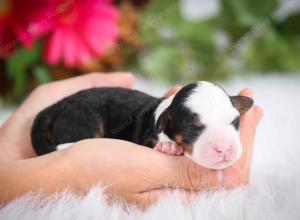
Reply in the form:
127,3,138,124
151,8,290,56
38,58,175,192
0,0,119,66
44,0,119,67
0,0,52,55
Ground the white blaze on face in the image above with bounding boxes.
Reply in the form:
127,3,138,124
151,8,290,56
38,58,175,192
184,82,241,169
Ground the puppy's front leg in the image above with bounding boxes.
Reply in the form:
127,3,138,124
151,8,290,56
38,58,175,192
154,141,184,156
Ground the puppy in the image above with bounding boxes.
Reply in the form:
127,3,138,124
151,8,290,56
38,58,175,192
31,81,253,169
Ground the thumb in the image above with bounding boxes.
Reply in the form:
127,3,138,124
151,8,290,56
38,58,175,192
148,153,220,191
164,85,182,97
133,158,220,209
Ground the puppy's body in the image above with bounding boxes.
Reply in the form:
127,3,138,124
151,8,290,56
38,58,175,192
32,88,161,155
31,81,253,169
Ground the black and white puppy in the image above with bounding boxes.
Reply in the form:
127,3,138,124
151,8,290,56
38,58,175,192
31,81,253,169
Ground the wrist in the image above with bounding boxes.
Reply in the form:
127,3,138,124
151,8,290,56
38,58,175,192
0,149,81,205
0,118,36,161
58,147,92,194
0,128,18,161
61,144,103,194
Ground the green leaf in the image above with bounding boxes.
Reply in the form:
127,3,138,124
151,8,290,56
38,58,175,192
140,45,186,83
275,13,300,38
241,23,300,72
218,0,278,40
134,0,300,83
33,65,52,85
6,41,42,97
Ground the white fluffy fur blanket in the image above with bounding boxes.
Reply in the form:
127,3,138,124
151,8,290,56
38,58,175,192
1,75,300,220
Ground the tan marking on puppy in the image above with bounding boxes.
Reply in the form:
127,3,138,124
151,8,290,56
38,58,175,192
152,138,158,146
95,121,104,138
175,134,193,154
46,130,52,143
183,145,193,155
175,134,183,144
46,116,53,143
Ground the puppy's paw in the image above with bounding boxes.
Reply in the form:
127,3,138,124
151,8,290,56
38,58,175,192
56,143,73,150
154,141,183,156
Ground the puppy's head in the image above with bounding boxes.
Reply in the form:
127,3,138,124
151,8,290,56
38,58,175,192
156,81,253,169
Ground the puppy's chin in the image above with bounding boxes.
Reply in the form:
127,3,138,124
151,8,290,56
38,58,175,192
185,153,239,170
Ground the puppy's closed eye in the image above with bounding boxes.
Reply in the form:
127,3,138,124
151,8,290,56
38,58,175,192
192,117,205,129
231,116,240,130
184,114,205,130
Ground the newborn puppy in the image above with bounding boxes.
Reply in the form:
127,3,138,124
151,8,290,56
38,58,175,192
31,81,253,169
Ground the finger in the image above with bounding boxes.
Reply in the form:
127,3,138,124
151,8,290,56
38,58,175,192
73,139,219,200
48,72,134,97
237,88,263,181
163,85,182,97
238,88,253,98
148,154,219,191
68,72,134,89
83,72,135,88
133,188,168,210
219,89,263,186
96,139,220,191
238,88,263,154
20,72,134,127
134,186,203,209
44,72,135,105
239,105,263,166
240,105,263,134
238,88,263,133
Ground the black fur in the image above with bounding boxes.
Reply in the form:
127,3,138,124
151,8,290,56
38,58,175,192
231,116,240,131
31,88,162,155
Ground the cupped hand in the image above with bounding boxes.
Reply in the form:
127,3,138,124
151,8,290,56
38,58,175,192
0,72,134,161
221,89,263,186
63,88,262,208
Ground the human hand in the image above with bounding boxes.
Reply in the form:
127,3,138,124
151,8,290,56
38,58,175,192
218,88,263,186
0,72,134,161
0,77,199,207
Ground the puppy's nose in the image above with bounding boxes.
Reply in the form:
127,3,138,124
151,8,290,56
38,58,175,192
214,145,231,156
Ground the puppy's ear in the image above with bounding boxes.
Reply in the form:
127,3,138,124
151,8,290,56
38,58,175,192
230,96,254,114
155,110,171,133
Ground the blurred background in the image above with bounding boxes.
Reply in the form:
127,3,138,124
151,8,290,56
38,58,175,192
0,0,300,102
0,0,300,126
